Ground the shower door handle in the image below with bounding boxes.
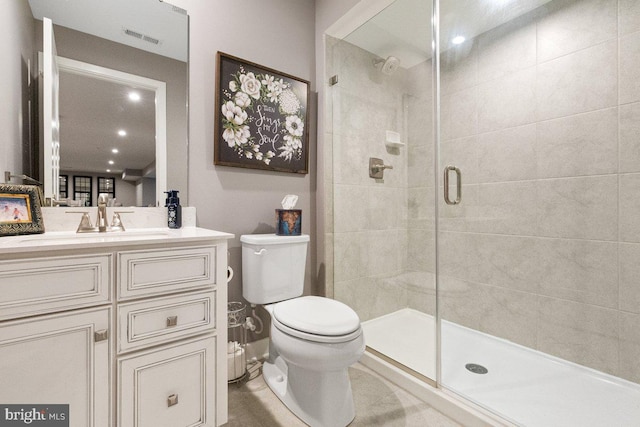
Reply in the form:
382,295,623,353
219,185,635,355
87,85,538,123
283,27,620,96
443,166,462,205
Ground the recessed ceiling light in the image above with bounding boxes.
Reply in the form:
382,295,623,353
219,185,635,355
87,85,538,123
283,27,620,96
118,130,127,137
128,92,141,102
108,160,115,165
452,35,466,45
106,169,111,173
112,148,119,154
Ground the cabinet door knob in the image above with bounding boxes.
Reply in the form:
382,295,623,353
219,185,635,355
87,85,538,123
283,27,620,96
94,329,108,342
167,394,179,407
166,316,178,327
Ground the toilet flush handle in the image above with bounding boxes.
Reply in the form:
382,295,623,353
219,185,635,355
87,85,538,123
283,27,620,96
254,248,267,256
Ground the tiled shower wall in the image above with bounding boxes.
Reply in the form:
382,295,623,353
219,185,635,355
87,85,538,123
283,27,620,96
438,0,640,382
326,0,640,384
327,36,438,322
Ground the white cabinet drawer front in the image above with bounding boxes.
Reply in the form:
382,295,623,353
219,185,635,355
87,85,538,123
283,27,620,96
118,336,216,427
0,255,111,320
118,291,216,353
118,246,217,299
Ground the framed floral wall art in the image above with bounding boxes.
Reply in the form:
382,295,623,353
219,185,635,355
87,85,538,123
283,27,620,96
214,52,310,174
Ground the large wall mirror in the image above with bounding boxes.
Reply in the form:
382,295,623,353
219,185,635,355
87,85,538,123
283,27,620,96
28,0,188,207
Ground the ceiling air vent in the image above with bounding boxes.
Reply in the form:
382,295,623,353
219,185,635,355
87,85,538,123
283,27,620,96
123,28,162,46
172,5,187,15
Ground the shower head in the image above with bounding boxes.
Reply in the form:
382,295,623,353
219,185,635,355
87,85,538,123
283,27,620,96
373,56,401,75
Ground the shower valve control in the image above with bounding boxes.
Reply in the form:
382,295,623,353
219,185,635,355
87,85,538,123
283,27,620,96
369,157,393,179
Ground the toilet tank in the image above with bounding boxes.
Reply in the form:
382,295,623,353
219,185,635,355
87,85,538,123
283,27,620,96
241,234,309,304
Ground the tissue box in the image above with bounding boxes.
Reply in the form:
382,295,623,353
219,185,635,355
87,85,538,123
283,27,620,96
276,209,302,235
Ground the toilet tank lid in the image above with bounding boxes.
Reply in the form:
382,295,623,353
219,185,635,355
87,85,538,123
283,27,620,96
240,234,309,245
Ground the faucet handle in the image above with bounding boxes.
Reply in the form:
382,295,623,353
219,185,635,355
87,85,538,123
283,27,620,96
66,211,96,233
110,211,134,232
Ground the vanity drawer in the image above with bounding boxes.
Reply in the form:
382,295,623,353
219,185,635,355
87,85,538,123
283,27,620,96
117,246,217,300
117,290,216,353
0,254,111,321
118,335,216,427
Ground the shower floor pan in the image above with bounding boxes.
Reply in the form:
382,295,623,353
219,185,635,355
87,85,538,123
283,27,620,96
362,308,640,426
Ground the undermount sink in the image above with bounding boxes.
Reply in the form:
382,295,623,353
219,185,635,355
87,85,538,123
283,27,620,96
17,229,171,244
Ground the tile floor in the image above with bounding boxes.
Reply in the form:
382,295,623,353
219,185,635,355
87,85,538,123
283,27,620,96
226,362,461,426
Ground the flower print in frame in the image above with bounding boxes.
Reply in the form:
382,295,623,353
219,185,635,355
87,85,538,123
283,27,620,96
214,52,310,174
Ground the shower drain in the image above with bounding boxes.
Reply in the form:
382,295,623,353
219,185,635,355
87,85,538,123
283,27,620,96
465,363,488,374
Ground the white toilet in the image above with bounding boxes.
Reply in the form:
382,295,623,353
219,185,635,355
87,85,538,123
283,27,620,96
241,234,365,427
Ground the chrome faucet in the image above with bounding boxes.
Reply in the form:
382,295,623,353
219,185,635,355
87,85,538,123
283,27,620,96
68,195,131,233
97,194,108,232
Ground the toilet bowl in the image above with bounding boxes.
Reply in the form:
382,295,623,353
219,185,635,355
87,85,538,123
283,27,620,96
263,297,365,427
240,234,365,427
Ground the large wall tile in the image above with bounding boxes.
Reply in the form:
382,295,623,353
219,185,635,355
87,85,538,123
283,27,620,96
440,41,478,96
619,243,640,314
536,108,618,178
408,187,435,222
478,67,537,133
408,144,434,188
619,0,640,37
334,184,369,232
407,227,435,273
536,176,617,241
369,186,406,230
477,285,538,349
333,232,368,282
620,173,640,242
475,181,538,235
536,0,617,63
438,184,478,233
478,14,536,83
440,135,479,184
619,312,640,383
367,230,401,277
438,277,485,330
475,234,540,293
438,231,480,283
441,87,478,140
536,40,617,121
333,132,369,186
620,102,640,173
538,238,618,308
620,32,640,105
537,296,619,376
477,124,537,183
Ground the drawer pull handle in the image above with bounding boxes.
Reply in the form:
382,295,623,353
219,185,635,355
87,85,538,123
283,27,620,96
166,316,178,327
94,329,108,342
167,394,179,407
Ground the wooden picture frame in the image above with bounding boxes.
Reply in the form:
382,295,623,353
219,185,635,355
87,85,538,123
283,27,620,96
214,52,310,174
0,184,45,236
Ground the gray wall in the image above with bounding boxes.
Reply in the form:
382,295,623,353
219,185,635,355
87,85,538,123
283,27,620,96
170,0,316,341
1,0,35,179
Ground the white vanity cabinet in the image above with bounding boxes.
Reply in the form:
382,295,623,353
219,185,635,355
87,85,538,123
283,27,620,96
0,228,232,427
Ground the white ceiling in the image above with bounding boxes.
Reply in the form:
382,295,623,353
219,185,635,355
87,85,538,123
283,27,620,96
344,0,553,68
28,0,187,62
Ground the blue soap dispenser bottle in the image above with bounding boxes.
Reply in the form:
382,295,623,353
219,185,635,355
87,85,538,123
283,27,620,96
164,190,182,229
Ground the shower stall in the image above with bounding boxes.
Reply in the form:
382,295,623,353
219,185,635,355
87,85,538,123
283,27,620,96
325,0,640,425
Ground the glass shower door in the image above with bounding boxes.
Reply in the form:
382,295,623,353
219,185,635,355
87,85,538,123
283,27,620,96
328,0,438,383
436,0,640,425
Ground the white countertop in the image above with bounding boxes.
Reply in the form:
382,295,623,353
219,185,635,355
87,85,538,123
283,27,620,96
0,227,234,255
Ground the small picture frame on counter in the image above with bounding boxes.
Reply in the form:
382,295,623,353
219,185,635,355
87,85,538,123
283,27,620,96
0,184,45,236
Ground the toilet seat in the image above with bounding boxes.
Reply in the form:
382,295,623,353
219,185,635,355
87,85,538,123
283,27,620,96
271,296,362,344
